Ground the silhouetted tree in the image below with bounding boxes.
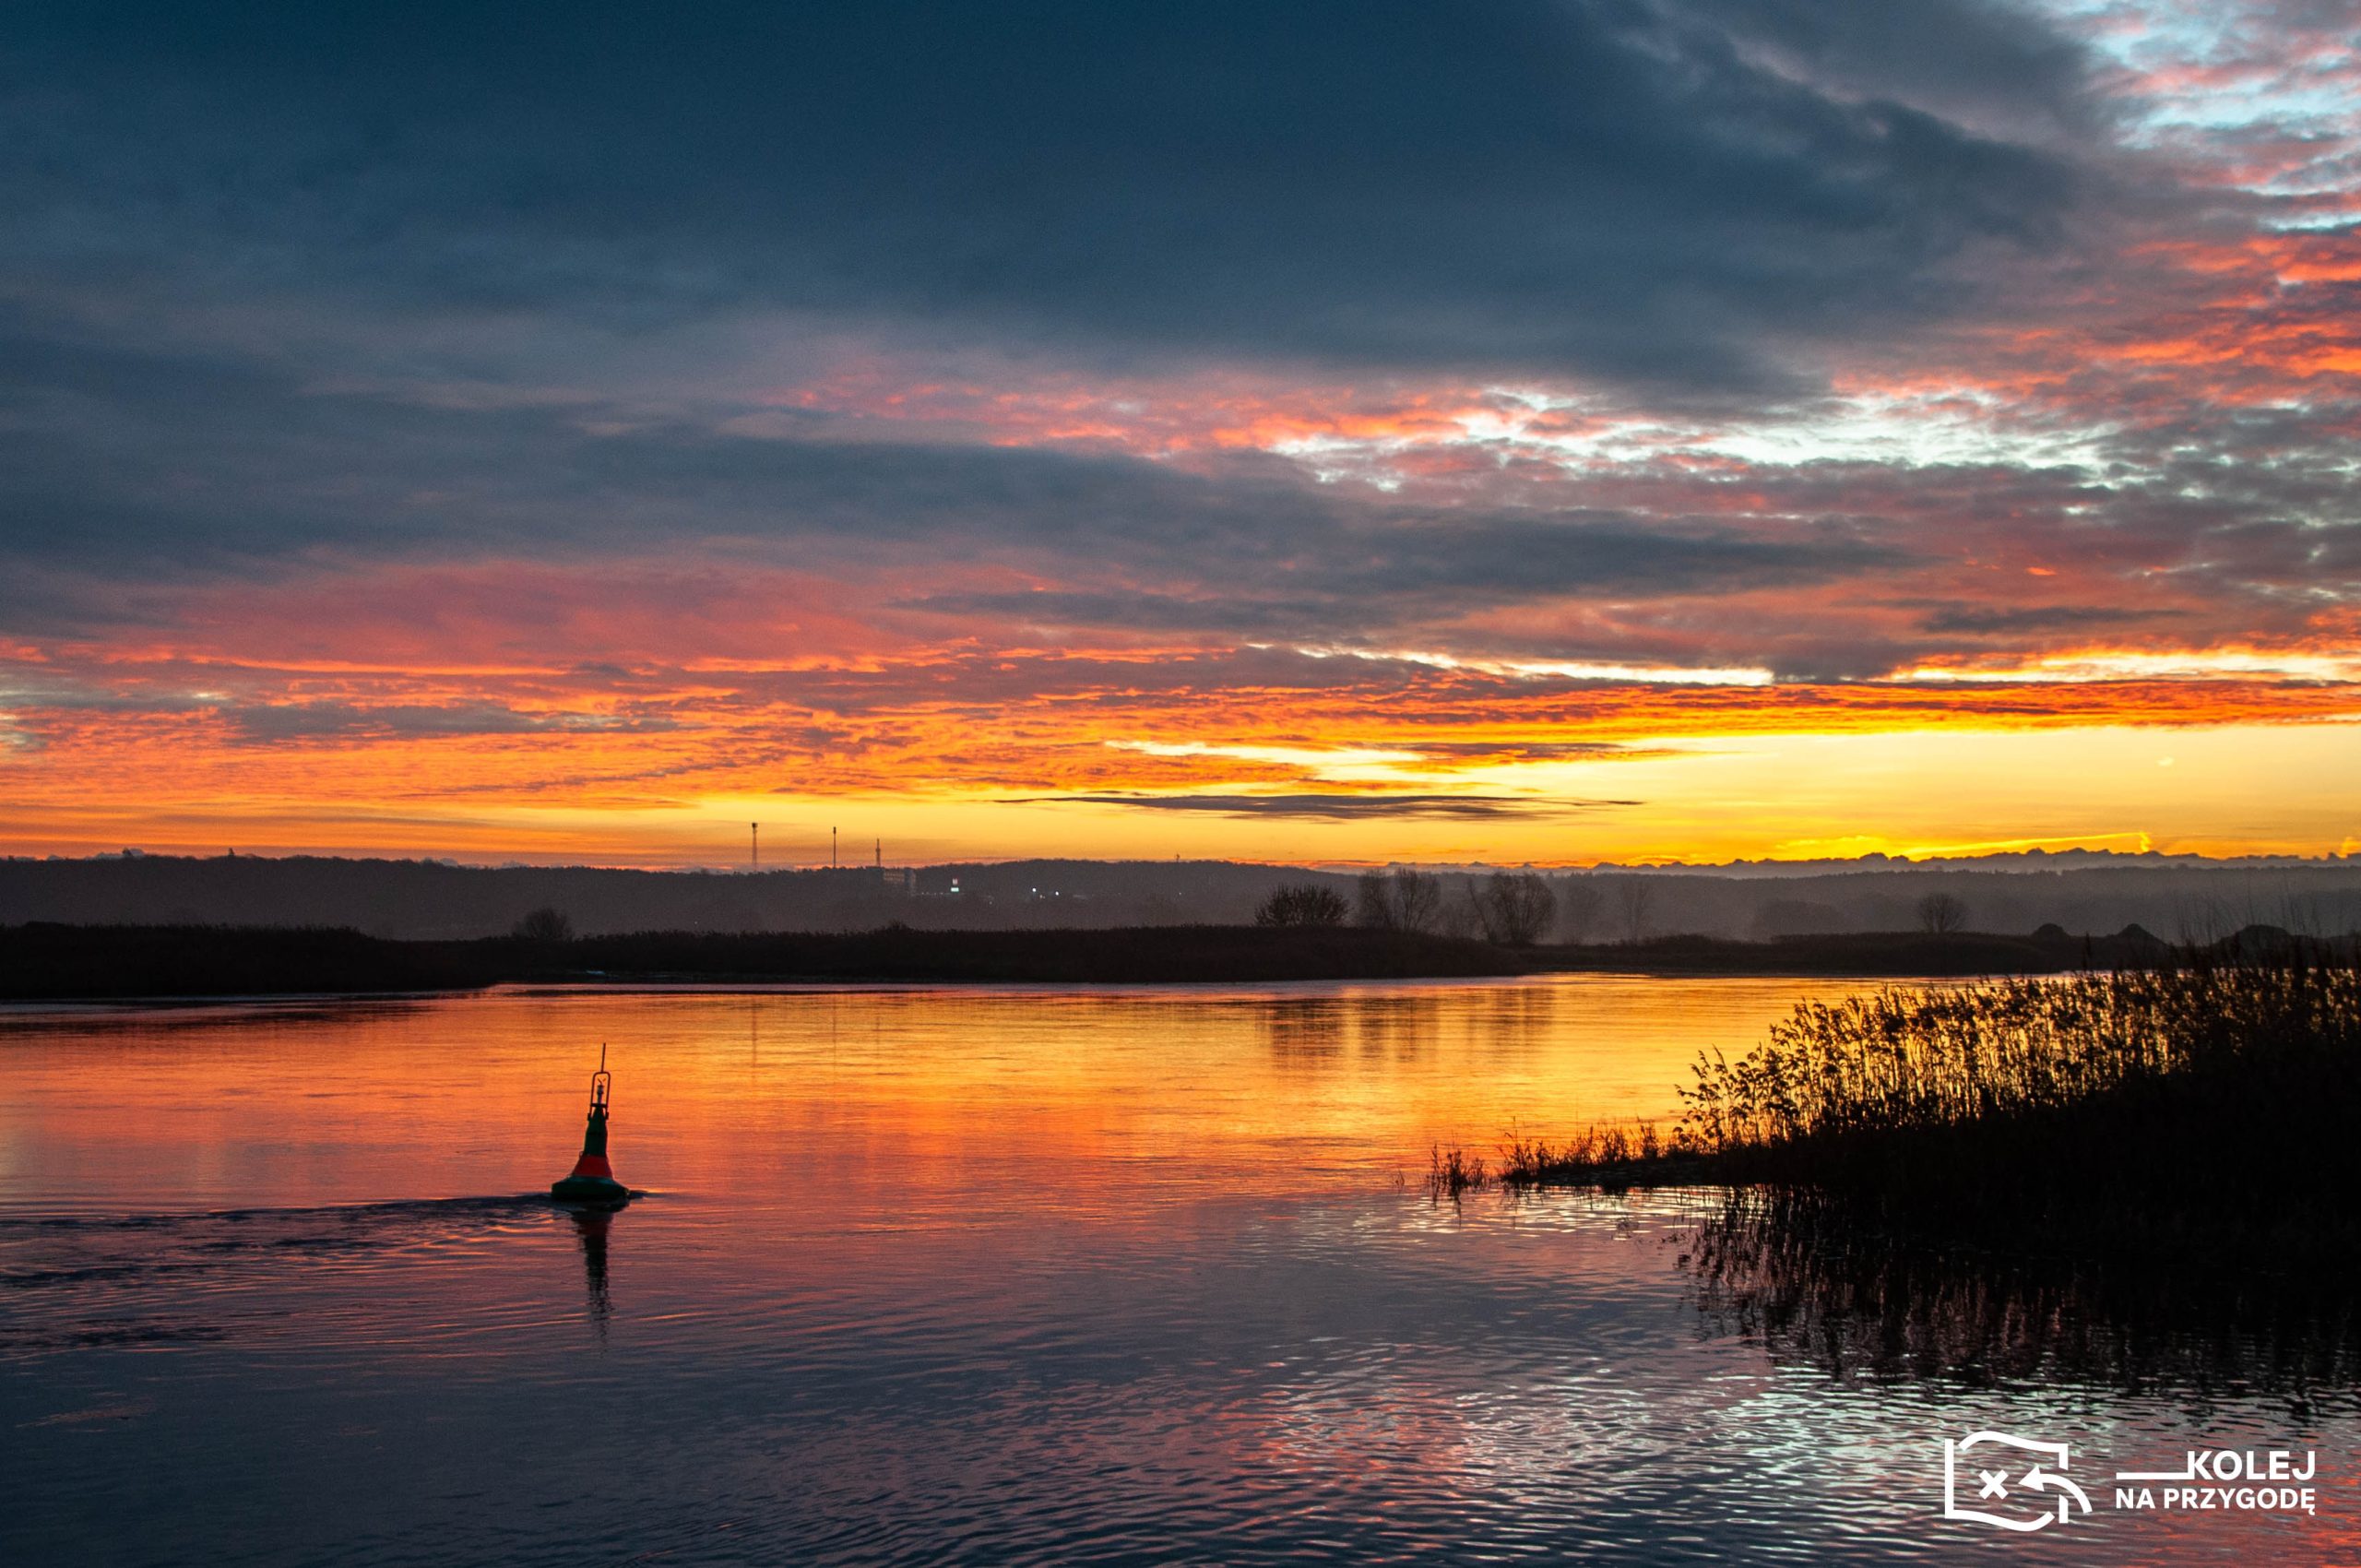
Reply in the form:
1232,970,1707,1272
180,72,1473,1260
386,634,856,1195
1255,883,1348,927
1558,879,1604,944
1354,867,1444,934
1442,876,1487,941
513,906,575,942
1612,876,1656,944
1479,873,1557,945
1397,869,1444,934
1916,891,1968,935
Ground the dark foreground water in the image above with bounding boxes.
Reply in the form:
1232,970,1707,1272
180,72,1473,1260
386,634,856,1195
3,980,2354,1563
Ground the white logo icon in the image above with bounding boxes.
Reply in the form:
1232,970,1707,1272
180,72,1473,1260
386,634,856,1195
1943,1431,2094,1532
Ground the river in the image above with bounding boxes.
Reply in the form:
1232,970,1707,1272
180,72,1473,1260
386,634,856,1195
3,978,2350,1563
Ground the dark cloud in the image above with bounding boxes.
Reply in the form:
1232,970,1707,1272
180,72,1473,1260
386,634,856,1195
1002,792,1631,821
221,702,667,743
0,314,1907,636
0,2,2334,690
4,288,2351,679
0,0,2107,391
1676,0,2094,138
1917,604,2184,635
894,502,1897,633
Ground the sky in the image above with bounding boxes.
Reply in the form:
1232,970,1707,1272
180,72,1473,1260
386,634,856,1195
2,0,2358,867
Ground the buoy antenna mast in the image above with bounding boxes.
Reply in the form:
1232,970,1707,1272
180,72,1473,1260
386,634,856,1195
554,1042,626,1205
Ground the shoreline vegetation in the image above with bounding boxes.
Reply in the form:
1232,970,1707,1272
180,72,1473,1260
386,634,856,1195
3,921,1534,999
1434,946,2361,1274
0,920,2221,1001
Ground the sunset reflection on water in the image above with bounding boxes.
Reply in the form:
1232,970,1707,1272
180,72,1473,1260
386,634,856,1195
3,980,2354,1565
0,976,1881,1215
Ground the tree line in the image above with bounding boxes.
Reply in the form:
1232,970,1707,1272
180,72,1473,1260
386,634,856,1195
1255,868,1573,946
1257,871,1987,948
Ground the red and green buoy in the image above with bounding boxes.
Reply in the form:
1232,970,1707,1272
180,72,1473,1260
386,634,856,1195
552,1044,630,1205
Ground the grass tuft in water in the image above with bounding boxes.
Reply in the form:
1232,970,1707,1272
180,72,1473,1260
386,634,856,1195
1426,1143,1490,1199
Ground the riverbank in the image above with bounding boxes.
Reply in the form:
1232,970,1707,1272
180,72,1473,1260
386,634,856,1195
0,920,2234,1000
1536,927,2175,975
0,921,1526,999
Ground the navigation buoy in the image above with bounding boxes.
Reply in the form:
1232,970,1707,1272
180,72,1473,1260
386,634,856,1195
551,1045,629,1205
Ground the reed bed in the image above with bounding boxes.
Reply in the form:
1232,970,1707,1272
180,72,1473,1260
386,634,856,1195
1482,950,2361,1264
1675,950,2361,1154
1425,1123,1685,1198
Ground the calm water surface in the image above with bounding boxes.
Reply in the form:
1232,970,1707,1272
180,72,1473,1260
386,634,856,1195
3,977,2353,1564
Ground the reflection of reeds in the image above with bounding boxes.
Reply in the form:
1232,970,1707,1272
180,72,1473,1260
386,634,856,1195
1520,950,2361,1265
1686,1186,2361,1401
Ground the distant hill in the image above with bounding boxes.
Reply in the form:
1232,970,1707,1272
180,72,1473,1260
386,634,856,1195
1,920,2325,1001
1,851,2356,944
0,855,1321,939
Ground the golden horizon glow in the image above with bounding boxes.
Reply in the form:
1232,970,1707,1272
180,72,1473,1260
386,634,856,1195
6,681,2355,864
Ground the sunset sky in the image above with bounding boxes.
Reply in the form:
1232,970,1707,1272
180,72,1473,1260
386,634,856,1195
3,1,2358,866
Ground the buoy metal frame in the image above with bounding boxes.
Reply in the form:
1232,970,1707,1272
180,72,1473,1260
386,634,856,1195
552,1043,630,1205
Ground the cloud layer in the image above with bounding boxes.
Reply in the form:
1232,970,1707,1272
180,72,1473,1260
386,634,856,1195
1,1,2356,860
